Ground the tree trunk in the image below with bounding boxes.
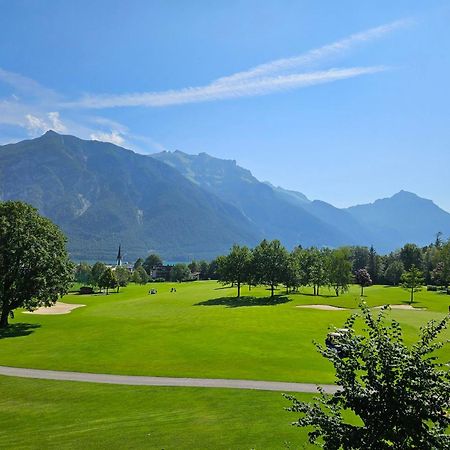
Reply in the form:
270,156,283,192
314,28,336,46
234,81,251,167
361,286,364,296
410,287,414,305
0,308,9,328
317,285,320,296
271,283,274,297
237,281,241,298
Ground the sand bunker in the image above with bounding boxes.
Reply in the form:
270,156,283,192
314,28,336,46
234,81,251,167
24,302,85,315
296,304,349,311
373,304,425,311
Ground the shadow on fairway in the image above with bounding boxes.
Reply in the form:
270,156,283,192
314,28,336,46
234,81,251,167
401,300,418,305
0,323,41,340
195,295,292,308
299,292,336,299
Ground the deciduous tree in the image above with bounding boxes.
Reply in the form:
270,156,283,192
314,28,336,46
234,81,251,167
355,268,372,296
327,248,352,296
115,266,130,292
400,243,423,271
384,260,404,286
74,263,92,285
99,267,117,294
285,304,450,449
131,266,148,284
170,263,191,282
143,253,163,275
90,262,107,290
350,246,370,272
252,239,288,297
436,240,450,288
401,264,424,304
217,244,252,297
367,245,379,284
0,201,73,328
309,248,329,296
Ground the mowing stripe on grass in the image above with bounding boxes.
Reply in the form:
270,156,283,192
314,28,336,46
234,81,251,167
0,365,338,393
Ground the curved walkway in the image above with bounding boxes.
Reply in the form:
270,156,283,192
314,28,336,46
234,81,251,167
0,365,338,394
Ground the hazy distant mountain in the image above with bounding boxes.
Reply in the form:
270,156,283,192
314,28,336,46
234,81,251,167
261,183,372,244
0,131,259,261
1,133,448,261
153,151,450,253
263,182,311,208
346,190,450,251
152,150,362,249
303,200,373,245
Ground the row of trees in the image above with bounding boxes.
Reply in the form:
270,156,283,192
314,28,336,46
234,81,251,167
350,238,450,287
75,263,132,293
217,241,357,298
74,258,220,288
217,240,429,301
133,254,220,281
74,238,449,298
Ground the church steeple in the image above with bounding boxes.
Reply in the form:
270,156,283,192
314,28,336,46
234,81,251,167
116,244,122,266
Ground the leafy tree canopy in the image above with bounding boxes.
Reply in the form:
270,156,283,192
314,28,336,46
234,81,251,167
252,239,289,297
355,268,372,296
327,248,353,296
384,260,405,286
170,263,191,282
90,262,107,289
285,304,450,449
217,244,252,297
0,201,73,327
401,265,424,304
143,254,163,275
99,267,117,294
74,263,92,285
400,243,423,271
115,266,130,291
131,266,148,284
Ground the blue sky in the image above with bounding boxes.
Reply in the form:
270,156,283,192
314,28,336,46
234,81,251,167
1,1,450,211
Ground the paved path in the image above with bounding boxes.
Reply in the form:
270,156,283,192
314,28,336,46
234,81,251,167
0,366,338,393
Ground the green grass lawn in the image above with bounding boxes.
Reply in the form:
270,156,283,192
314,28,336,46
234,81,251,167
1,281,449,449
0,375,314,449
1,281,448,384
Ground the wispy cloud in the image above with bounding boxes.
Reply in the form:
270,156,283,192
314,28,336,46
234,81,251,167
213,19,411,86
25,111,67,134
0,69,128,146
0,18,410,150
0,72,167,151
0,68,60,101
65,18,409,110
90,130,126,146
70,66,386,109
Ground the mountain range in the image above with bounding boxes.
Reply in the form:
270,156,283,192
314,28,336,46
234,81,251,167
1,131,449,261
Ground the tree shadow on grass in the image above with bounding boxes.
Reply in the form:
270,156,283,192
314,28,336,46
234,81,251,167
400,300,420,306
299,292,336,299
195,295,292,308
0,323,41,340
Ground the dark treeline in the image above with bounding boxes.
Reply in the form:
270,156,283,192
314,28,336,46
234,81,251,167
215,237,450,298
73,236,450,297
74,253,220,289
